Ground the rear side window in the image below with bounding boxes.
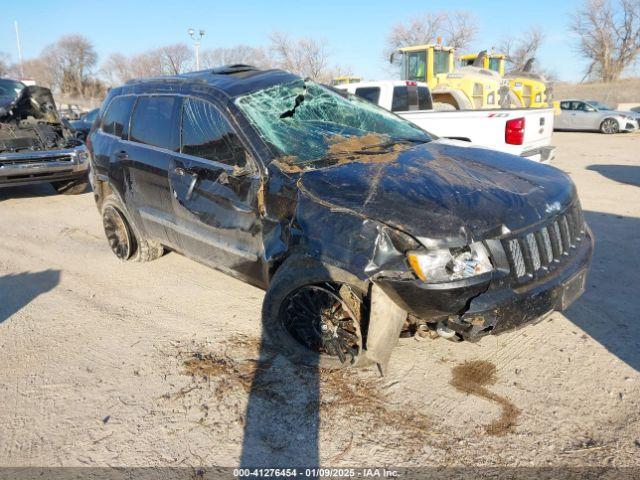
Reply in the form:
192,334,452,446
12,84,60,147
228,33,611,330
181,98,246,167
130,96,180,151
392,87,410,112
560,101,571,110
417,87,433,110
101,96,135,138
354,87,381,105
392,86,431,111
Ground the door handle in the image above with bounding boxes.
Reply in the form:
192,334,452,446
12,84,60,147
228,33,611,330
185,172,199,201
115,150,129,160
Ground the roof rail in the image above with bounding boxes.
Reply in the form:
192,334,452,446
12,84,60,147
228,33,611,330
124,76,203,85
210,64,258,74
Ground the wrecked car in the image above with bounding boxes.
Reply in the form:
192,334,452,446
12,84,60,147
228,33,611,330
0,78,88,194
87,65,593,370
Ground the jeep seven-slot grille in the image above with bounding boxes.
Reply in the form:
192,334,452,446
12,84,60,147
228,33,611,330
503,205,584,282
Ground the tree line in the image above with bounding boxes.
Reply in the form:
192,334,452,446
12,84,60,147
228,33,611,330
0,0,638,100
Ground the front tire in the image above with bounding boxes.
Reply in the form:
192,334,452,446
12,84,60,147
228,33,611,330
600,118,619,134
262,260,368,369
100,194,164,262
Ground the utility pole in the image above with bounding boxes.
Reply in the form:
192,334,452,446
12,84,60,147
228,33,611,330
188,28,205,71
14,20,24,79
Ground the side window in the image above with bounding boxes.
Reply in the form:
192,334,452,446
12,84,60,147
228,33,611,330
101,96,136,138
181,98,246,167
354,87,381,105
129,96,180,151
391,86,409,112
560,101,571,110
576,102,587,111
417,87,433,110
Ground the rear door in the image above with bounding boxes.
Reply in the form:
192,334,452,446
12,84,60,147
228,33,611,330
168,96,264,284
123,94,182,246
556,101,573,129
573,102,594,129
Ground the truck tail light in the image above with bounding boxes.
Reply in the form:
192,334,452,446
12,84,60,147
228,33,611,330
505,117,525,145
405,81,417,86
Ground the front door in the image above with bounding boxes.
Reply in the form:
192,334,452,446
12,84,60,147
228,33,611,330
169,96,265,286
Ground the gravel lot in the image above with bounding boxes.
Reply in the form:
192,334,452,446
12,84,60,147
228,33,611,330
1,131,639,468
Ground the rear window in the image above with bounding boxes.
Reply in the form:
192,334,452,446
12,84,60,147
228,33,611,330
391,86,432,112
101,96,135,138
354,87,381,105
130,96,180,151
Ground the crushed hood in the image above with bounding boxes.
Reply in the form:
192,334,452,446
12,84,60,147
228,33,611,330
0,85,61,124
296,140,576,243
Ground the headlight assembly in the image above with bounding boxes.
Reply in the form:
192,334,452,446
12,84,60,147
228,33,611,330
407,242,493,283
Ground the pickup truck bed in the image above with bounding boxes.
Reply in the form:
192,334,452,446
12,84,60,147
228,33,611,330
337,80,556,162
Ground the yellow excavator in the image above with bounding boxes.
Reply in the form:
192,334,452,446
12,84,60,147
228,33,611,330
391,43,518,110
458,52,551,108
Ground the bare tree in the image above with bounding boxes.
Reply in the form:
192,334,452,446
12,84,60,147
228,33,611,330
157,43,193,74
0,52,10,77
46,34,98,96
570,0,640,81
269,32,334,81
385,10,479,61
101,53,132,85
446,11,480,49
499,27,546,71
200,45,273,70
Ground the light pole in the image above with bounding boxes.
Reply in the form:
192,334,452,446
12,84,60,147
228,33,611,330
188,28,205,71
14,20,24,79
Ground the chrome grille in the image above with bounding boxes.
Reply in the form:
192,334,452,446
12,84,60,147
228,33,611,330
503,205,585,281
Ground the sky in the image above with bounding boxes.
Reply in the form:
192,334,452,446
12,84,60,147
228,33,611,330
1,0,592,82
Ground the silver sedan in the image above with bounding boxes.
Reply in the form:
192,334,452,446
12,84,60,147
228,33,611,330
555,100,639,134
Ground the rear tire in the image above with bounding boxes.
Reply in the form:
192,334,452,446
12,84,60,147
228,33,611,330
262,259,368,369
51,179,90,195
101,194,163,262
600,118,619,134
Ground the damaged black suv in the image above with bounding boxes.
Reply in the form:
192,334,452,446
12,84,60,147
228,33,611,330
87,66,593,369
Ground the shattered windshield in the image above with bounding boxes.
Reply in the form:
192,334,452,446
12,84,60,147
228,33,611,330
235,80,431,167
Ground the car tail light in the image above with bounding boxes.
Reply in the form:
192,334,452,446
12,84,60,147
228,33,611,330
505,117,525,145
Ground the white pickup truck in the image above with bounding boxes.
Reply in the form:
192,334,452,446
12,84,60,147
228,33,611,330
336,80,556,163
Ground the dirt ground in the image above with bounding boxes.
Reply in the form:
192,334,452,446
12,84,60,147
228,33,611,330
1,131,639,469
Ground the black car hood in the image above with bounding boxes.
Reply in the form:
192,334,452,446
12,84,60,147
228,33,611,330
296,140,576,244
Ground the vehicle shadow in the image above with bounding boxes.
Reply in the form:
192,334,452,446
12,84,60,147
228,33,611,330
563,210,640,372
0,270,61,324
587,164,640,187
0,183,58,200
239,339,320,470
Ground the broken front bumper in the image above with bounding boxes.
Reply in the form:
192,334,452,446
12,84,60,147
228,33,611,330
0,146,89,187
376,226,594,340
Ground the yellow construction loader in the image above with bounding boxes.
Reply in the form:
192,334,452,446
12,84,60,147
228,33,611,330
458,52,550,108
330,76,362,86
392,44,517,110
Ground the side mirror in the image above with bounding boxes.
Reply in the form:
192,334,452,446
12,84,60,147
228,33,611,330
389,52,396,64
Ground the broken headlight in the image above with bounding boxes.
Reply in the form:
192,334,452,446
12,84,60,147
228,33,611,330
407,242,493,283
